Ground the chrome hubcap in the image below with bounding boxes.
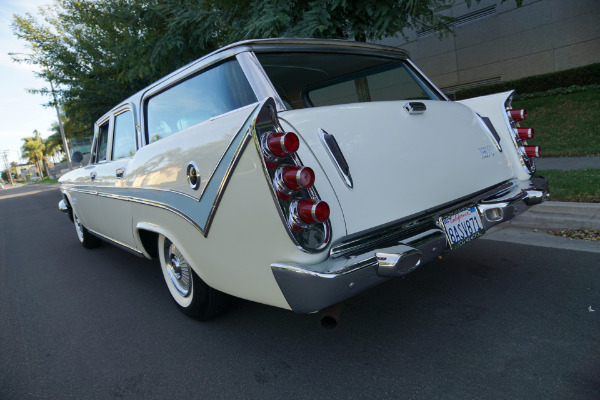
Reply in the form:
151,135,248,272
164,240,192,297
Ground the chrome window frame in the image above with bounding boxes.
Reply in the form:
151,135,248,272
111,104,138,161
236,51,286,112
138,48,257,147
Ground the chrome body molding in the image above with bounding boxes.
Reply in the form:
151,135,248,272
251,99,332,253
58,199,69,213
403,102,426,115
501,91,535,175
271,176,548,314
186,161,201,190
318,128,353,189
475,113,502,152
62,102,260,238
86,226,145,257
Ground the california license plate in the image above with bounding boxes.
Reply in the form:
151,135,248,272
440,205,485,249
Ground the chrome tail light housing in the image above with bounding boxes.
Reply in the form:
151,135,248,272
252,98,331,252
504,94,539,174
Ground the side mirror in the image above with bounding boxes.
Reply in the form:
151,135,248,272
72,151,84,163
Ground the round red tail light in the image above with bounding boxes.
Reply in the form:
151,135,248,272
265,132,300,158
280,166,315,191
516,127,534,140
523,145,541,158
296,199,330,224
509,109,528,122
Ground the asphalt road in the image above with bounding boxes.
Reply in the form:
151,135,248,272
1,185,599,399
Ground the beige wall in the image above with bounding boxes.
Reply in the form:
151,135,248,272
378,0,600,92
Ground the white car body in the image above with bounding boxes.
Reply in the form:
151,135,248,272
59,39,548,319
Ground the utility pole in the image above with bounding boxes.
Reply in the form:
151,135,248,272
1,150,15,185
50,80,72,170
8,52,72,171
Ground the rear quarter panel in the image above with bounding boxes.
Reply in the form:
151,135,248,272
127,103,343,309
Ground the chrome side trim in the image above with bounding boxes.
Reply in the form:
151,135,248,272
63,102,263,238
318,128,353,189
58,199,69,213
86,227,144,257
195,103,258,202
203,133,253,235
65,186,206,235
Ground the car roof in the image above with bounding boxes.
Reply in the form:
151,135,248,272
98,38,410,125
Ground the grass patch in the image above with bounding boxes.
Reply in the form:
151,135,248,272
513,90,600,157
538,169,600,202
32,177,59,184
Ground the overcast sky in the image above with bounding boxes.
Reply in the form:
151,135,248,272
1,0,57,165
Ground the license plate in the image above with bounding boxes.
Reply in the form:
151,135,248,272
439,205,485,249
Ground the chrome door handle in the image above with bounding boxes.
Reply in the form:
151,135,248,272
116,168,125,179
90,171,97,181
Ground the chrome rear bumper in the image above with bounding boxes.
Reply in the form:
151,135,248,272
272,177,549,314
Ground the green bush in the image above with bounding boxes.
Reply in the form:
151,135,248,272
455,63,600,100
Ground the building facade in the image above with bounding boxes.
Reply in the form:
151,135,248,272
379,0,600,94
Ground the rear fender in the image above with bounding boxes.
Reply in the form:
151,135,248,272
458,91,535,180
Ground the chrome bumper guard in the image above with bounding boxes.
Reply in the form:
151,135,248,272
58,199,69,213
271,177,549,314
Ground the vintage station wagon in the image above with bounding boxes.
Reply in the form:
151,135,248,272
58,39,548,324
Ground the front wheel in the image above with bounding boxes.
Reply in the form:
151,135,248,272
158,235,229,320
73,212,101,249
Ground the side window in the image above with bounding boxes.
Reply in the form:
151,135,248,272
96,122,109,163
112,110,136,160
145,59,257,143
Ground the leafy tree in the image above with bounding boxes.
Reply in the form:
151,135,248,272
12,0,522,134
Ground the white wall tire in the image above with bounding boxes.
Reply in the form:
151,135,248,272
158,234,229,320
73,212,101,249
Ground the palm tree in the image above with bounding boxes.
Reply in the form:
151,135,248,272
44,133,63,165
21,130,47,178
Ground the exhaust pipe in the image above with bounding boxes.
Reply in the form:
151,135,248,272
320,302,343,329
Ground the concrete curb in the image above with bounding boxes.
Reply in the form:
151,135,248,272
508,201,600,230
536,156,600,171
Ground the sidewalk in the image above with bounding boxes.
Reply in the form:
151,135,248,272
481,156,600,252
535,156,600,171
517,156,600,230
509,201,600,230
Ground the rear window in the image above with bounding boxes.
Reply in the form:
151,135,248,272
145,59,257,143
257,53,441,109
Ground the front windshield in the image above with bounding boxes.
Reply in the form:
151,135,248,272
256,52,442,109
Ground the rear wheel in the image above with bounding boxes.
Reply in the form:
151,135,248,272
73,212,101,249
158,234,229,320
